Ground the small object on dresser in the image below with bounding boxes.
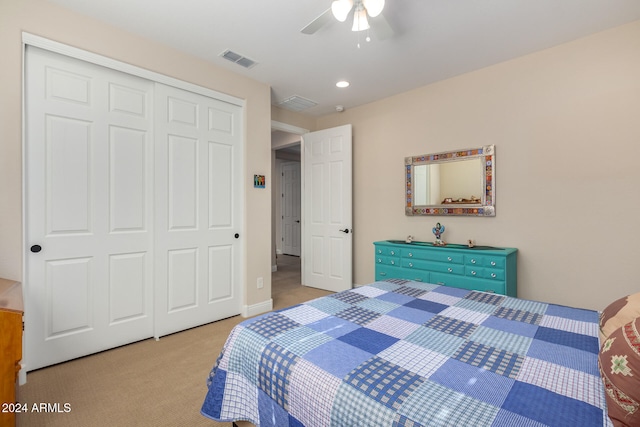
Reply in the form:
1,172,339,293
468,239,475,248
432,222,446,246
405,235,414,244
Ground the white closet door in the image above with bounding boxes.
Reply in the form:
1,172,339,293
153,83,242,337
25,47,154,371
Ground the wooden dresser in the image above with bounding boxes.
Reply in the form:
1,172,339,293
0,279,23,427
374,241,518,296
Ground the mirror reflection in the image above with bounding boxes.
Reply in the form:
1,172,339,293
406,145,495,216
413,158,484,205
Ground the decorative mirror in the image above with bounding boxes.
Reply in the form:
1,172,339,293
405,145,495,216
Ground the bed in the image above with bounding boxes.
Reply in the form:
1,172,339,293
201,279,612,426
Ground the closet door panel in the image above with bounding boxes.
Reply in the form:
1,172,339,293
168,135,199,230
109,126,148,232
25,47,154,371
154,83,242,337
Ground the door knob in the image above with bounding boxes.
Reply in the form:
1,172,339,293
339,229,350,234
30,244,42,253
234,233,240,239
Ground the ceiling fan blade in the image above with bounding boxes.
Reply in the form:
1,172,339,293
301,8,334,34
370,13,394,40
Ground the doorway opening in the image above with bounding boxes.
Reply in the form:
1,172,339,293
272,121,306,303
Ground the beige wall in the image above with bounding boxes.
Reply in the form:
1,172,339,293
315,20,640,311
0,0,273,307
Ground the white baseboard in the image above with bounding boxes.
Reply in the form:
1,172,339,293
242,299,273,318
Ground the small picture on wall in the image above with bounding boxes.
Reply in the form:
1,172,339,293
254,175,265,188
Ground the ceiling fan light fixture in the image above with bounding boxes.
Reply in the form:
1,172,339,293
352,7,370,31
331,0,353,22
362,0,385,17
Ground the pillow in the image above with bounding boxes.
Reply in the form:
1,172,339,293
599,318,640,427
600,293,640,343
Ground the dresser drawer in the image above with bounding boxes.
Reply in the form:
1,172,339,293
432,273,506,294
465,266,505,281
464,254,505,269
376,265,402,281
404,249,463,264
410,260,464,275
398,269,431,283
376,246,400,257
376,255,400,267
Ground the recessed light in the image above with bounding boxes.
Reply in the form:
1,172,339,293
336,80,350,88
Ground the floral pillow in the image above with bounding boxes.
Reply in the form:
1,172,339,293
599,317,640,426
600,293,640,343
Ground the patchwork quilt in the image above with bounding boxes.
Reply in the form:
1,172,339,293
201,280,612,426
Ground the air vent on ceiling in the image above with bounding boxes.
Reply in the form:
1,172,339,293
219,49,258,69
276,95,318,112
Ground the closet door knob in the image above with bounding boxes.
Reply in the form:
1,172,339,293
234,233,240,239
30,245,42,253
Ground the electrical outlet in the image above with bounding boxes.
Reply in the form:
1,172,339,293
257,277,264,289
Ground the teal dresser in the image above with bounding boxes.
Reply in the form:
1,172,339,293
374,241,517,296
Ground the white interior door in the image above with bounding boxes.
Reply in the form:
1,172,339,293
302,125,352,292
25,47,154,371
153,83,242,337
282,161,301,256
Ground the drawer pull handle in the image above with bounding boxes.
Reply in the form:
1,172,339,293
491,261,496,266
471,270,477,276
380,272,386,276
391,260,395,265
378,258,382,263
390,251,395,255
491,273,497,278
408,253,413,257
448,267,453,272
409,263,413,267
447,257,452,262
415,278,423,282
471,259,476,264
378,249,382,254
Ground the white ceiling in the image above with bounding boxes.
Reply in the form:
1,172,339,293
48,0,640,117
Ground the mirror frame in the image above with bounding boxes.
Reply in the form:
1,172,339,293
405,144,495,217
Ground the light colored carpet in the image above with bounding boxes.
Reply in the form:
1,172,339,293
17,255,330,426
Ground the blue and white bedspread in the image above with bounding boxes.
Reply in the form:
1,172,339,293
201,280,611,427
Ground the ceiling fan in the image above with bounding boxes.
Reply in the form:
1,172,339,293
301,0,393,41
